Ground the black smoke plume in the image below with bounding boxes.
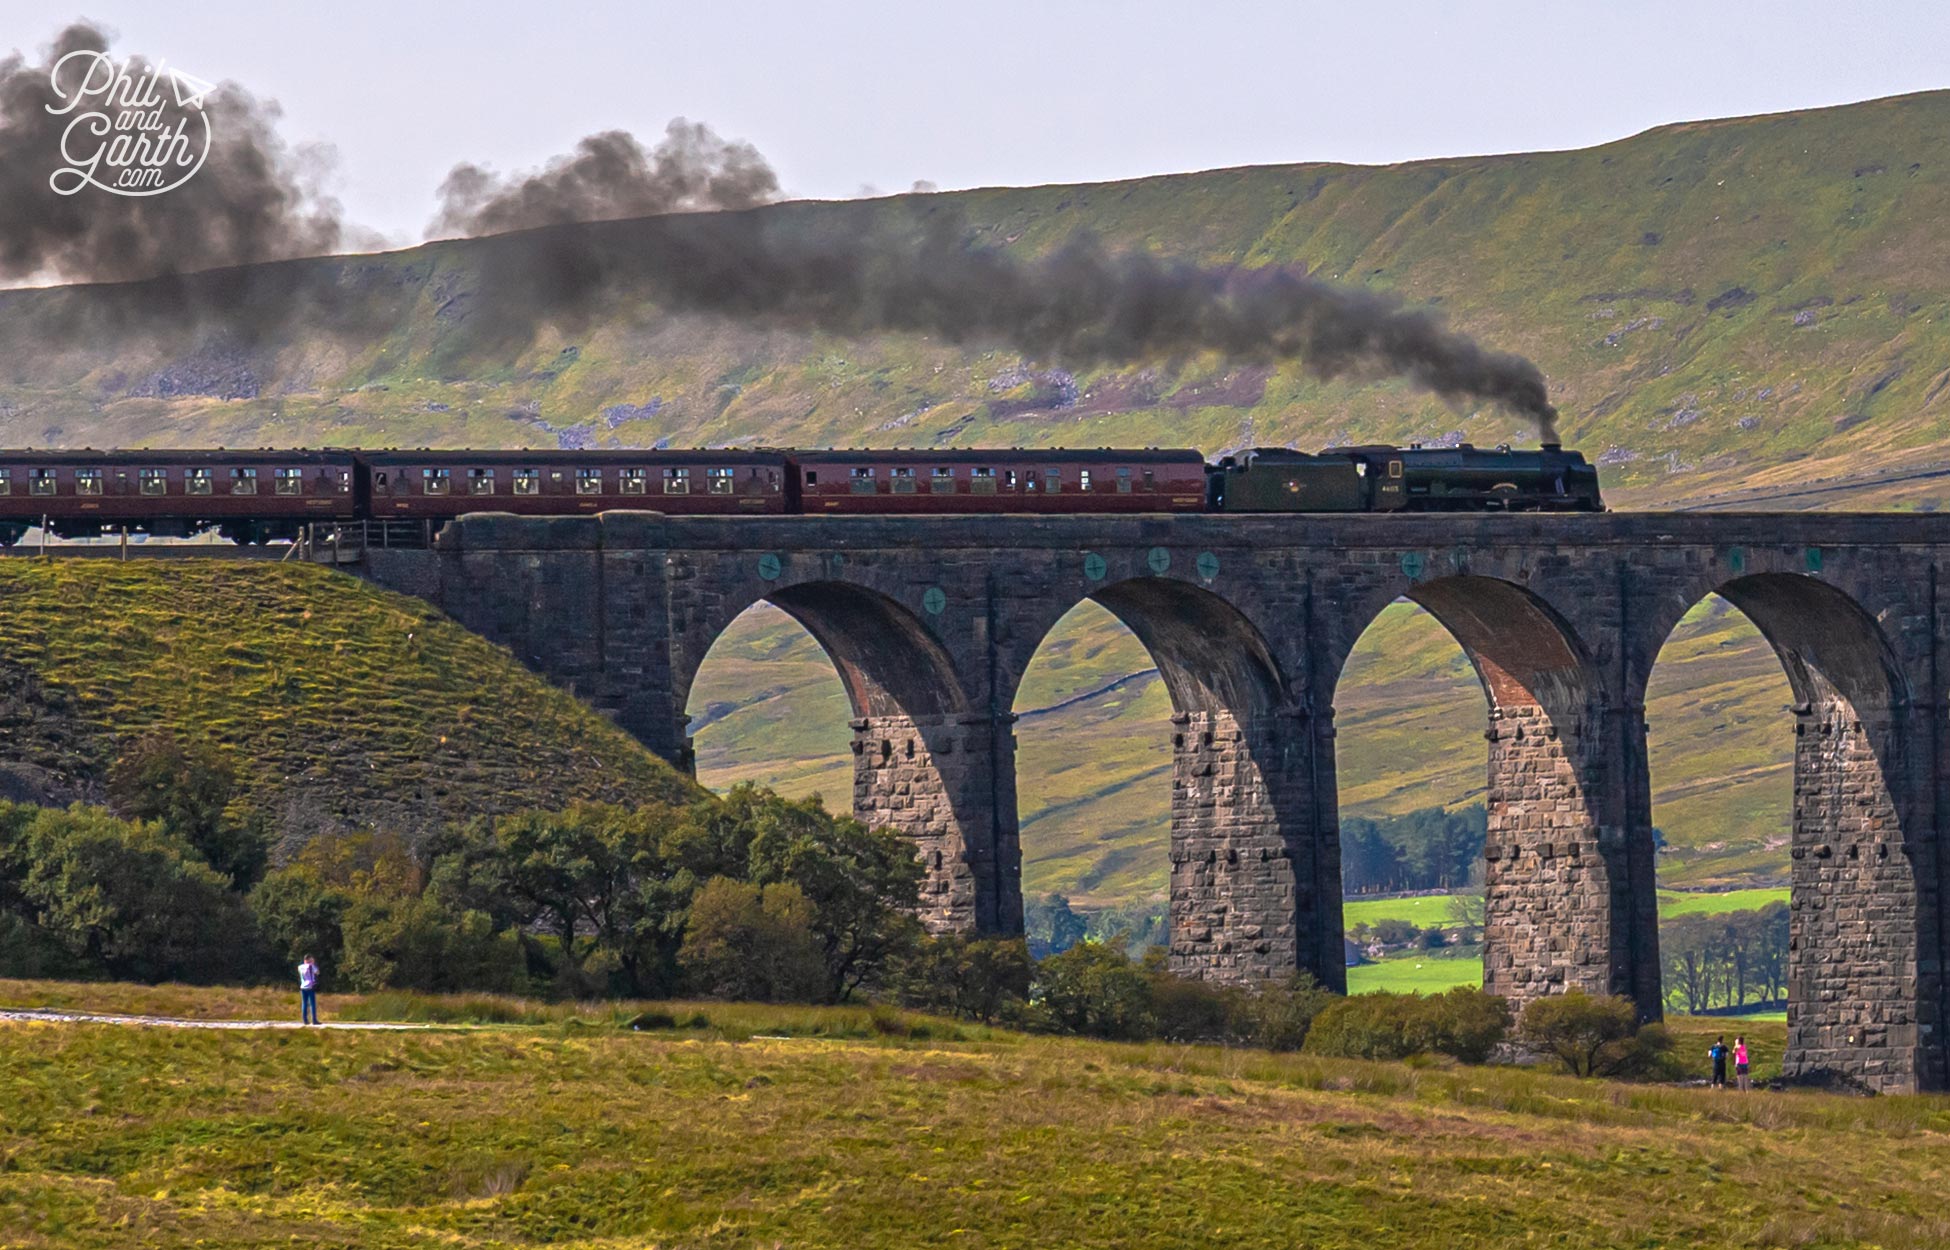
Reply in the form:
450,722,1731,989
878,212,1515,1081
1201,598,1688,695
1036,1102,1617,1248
0,21,1559,437
453,204,1561,438
430,121,782,236
0,22,347,284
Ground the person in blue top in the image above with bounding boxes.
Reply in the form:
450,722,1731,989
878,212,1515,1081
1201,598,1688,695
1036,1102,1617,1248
1707,1036,1729,1088
298,955,321,1026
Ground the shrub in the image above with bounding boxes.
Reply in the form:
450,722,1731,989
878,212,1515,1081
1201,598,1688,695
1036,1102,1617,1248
1238,973,1336,1052
889,934,1032,1022
1304,988,1511,1062
1305,993,1427,1060
338,895,527,994
1032,940,1155,1040
1143,949,1246,1043
106,733,269,887
249,866,350,981
1518,991,1671,1077
678,877,826,1002
14,805,260,983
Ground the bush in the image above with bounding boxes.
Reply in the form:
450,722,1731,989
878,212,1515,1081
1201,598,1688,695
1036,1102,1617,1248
249,867,350,981
889,935,1032,1022
1032,941,1155,1040
1518,991,1671,1078
106,733,269,887
678,877,827,1002
1238,974,1336,1052
339,894,527,994
13,805,260,983
1304,987,1511,1063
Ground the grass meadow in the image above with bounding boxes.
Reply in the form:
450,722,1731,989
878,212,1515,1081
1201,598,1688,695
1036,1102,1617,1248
0,982,1940,1248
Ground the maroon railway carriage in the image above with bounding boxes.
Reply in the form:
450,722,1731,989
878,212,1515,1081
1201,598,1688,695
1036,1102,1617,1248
0,449,358,541
359,450,791,519
790,448,1207,514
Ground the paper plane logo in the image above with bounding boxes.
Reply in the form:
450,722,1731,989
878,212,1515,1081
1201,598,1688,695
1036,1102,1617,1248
44,49,213,197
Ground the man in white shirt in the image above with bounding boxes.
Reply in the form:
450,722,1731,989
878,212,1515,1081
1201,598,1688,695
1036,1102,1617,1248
298,956,321,1025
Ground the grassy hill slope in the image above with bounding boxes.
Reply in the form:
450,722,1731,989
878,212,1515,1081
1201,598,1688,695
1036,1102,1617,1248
0,563,698,844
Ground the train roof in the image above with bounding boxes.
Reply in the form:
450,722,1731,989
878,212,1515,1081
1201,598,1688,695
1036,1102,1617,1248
353,448,787,466
788,447,1204,464
0,448,357,465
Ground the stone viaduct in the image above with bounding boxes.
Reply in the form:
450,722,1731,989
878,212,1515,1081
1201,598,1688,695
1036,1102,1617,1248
354,509,1948,1092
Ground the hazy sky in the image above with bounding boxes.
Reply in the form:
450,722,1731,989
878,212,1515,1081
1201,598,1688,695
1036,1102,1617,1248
13,1,1950,242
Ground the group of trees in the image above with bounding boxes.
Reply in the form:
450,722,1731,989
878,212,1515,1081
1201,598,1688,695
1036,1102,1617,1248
1340,806,1487,894
1661,903,1790,1014
0,734,932,1003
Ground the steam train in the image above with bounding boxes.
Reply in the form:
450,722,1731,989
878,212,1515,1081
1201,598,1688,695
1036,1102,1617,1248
0,442,1601,541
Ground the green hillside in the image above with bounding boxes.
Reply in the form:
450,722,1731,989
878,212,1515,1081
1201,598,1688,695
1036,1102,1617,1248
5,90,1937,903
0,563,699,844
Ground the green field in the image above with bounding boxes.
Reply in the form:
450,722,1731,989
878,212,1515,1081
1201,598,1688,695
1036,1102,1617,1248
3,982,1937,1250
1346,954,1484,995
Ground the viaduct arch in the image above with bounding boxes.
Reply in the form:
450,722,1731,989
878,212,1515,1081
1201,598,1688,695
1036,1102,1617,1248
362,509,1950,1091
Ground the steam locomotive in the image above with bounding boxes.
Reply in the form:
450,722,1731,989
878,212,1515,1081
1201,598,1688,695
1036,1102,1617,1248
0,442,1601,541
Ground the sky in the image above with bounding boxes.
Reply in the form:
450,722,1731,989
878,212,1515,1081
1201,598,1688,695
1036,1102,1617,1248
9,0,1950,244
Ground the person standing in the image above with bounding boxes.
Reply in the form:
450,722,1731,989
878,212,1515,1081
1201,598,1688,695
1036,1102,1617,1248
1733,1035,1751,1090
1708,1036,1729,1089
298,955,321,1026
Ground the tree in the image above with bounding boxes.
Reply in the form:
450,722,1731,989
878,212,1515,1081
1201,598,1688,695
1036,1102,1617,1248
1025,893,1091,957
1518,991,1670,1078
17,805,258,982
249,865,351,980
106,733,269,887
891,934,1032,1022
428,802,688,994
1032,941,1155,1039
742,791,924,1001
1446,887,1486,944
678,877,825,1001
339,893,526,994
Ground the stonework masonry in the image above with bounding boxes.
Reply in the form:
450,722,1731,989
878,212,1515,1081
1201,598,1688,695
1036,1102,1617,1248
358,510,1950,1093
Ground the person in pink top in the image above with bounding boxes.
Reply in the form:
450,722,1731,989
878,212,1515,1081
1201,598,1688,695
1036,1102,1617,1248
1733,1036,1751,1090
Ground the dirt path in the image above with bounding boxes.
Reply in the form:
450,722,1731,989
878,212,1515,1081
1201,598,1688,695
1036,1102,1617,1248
0,1007,449,1031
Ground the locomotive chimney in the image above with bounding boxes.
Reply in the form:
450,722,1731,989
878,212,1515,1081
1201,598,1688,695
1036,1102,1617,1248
1541,440,1562,452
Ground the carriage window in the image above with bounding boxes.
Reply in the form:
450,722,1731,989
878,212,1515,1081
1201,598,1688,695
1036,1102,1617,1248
577,468,605,496
1005,469,1019,490
620,468,647,495
331,470,352,494
891,467,917,494
0,468,10,496
930,467,956,493
75,469,102,496
512,468,540,496
1044,469,1061,492
848,467,876,494
1116,466,1133,494
1388,460,1403,478
233,468,259,495
139,468,169,496
30,469,58,496
420,468,450,496
1079,469,1093,492
707,468,734,495
971,467,997,495
1142,468,1155,489
1022,470,1037,492
663,468,690,495
186,468,213,496
804,471,818,486
468,468,496,495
